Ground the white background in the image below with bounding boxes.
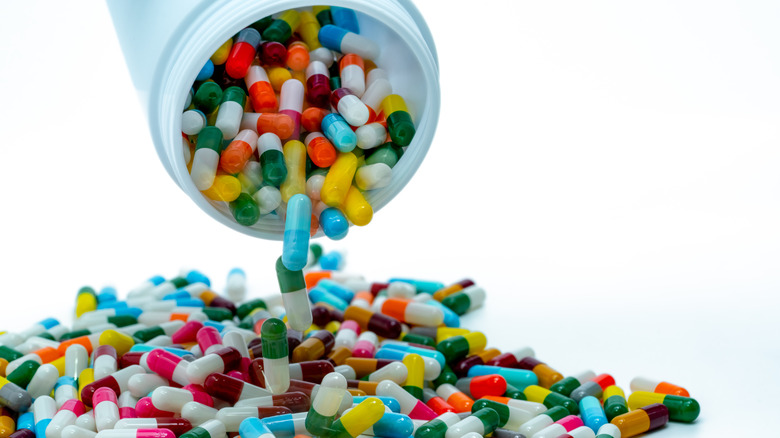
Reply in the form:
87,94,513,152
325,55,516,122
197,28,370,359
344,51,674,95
1,1,779,436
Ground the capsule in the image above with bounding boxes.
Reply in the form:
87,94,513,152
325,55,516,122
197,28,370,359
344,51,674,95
481,396,548,417
360,77,392,123
184,347,241,385
219,130,258,175
351,331,378,358
440,286,485,317
93,387,119,432
515,357,563,389
436,332,487,364
46,399,87,438
203,373,271,404
318,25,378,60
315,204,350,240
330,7,359,33
629,377,689,397
570,374,615,403
530,415,584,438
34,397,57,438
444,407,500,438
401,354,425,400
550,371,597,398
366,361,407,385
276,257,312,332
298,11,322,50
594,424,621,438
471,399,534,432
322,114,358,153
54,377,79,409
331,88,369,127
279,79,304,140
281,140,307,201
1,408,15,438
261,318,290,394
305,61,331,108
610,403,668,438
523,385,578,415
381,299,444,327
334,320,360,350
380,94,415,147
435,384,473,414
304,132,338,168
598,386,629,422
414,412,460,438
80,365,145,407
627,391,699,423
468,365,537,392
375,381,436,421
305,373,346,436
579,396,608,433
343,306,402,339
113,418,192,436
255,133,288,188
325,397,385,438
455,375,507,400
226,28,261,79
215,86,246,140
262,10,301,43
190,126,222,191
292,330,334,363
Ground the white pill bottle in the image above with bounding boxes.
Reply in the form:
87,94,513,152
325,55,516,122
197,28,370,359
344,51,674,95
106,0,440,239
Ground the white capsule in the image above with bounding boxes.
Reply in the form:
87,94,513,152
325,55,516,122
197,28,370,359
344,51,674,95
28,364,59,399
306,173,326,202
127,373,168,398
459,286,486,312
279,79,305,113
64,344,91,379
518,413,554,437
445,416,488,438
361,77,392,113
253,185,282,215
191,148,219,190
309,47,335,67
333,365,356,380
215,100,243,140
93,390,119,432
180,401,219,427
75,412,95,432
355,123,387,150
151,386,202,413
182,109,206,136
93,354,118,382
341,63,365,98
216,407,262,432
336,94,369,127
354,162,392,192
61,426,96,438
341,32,380,61
596,424,621,438
225,269,246,303
186,354,230,385
387,282,416,299
368,361,408,385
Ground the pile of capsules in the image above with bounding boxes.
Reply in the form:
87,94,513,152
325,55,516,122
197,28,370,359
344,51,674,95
182,6,416,242
0,244,701,438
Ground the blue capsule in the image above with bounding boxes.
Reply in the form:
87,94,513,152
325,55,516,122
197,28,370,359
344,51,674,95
330,7,360,33
579,396,608,432
239,417,274,438
282,194,312,271
387,278,445,294
319,252,345,271
425,299,460,327
96,287,118,304
196,59,214,81
369,411,414,438
186,269,211,286
308,286,349,312
261,412,307,438
353,396,401,413
317,279,354,302
321,113,357,152
320,207,349,240
467,365,538,390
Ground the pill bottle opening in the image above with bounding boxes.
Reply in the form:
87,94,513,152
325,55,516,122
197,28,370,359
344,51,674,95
151,0,440,240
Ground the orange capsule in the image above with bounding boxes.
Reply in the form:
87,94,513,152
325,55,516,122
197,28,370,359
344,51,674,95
286,41,310,71
302,107,330,133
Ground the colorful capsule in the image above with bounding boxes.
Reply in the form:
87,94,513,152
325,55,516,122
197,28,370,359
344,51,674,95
304,132,338,168
444,407,500,438
241,112,294,139
225,27,261,79
33,396,57,438
594,424,620,438
599,386,629,422
185,346,241,385
330,7,359,33
570,374,615,403
219,129,258,174
203,373,271,404
471,399,534,431
190,126,222,191
330,88,369,127
80,365,144,407
319,25,379,61
422,388,455,416
550,371,597,398
456,375,507,400
45,399,87,438
282,194,312,271
278,79,304,140
523,385,578,415
351,331,377,358
113,418,192,436
531,415,584,438
262,10,301,43
484,346,535,369
215,86,246,140
325,397,385,438
376,381,436,421
414,412,461,438
305,373,347,435
150,386,212,414
402,353,425,400
360,77,392,123
292,330,334,363
579,396,608,433
629,377,690,397
261,318,290,394
343,306,402,339
514,356,563,389
380,94,415,147
366,361,407,385
434,384,473,413
257,133,288,188
627,391,700,423
468,365,537,392
610,403,669,438
322,114,358,153
276,256,313,332
440,286,485,317
436,332,487,364
76,287,98,318
305,61,331,108
214,406,291,432
1,408,18,438
334,320,360,349
298,11,322,50
93,387,120,432
381,298,444,327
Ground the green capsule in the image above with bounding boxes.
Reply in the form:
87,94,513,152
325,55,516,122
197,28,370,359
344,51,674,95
107,315,138,328
196,126,223,153
37,332,56,341
260,318,288,360
315,8,333,26
230,193,260,226
249,16,275,33
221,86,246,106
385,111,415,147
436,332,486,364
365,143,400,168
441,293,471,316
193,82,222,113
504,383,527,400
628,391,700,423
433,364,458,387
236,298,268,320
470,407,501,435
550,375,585,397
60,329,91,341
309,243,324,264
415,412,461,438
472,399,511,428
133,326,165,343
262,10,299,43
7,360,40,388
203,307,234,322
402,333,435,348
602,385,629,421
0,346,23,362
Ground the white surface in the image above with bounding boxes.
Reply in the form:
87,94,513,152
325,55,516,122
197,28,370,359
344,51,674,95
1,1,779,435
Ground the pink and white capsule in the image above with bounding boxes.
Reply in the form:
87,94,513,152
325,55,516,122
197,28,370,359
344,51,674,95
146,349,191,386
351,331,378,358
93,346,119,381
93,387,120,432
531,415,584,438
61,426,97,438
180,401,219,427
151,386,212,414
93,429,176,438
46,400,87,438
278,79,304,140
335,320,361,349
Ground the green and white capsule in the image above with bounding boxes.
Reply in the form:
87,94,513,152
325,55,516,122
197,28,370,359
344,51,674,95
414,412,461,438
275,257,312,332
305,372,347,436
258,133,288,187
517,406,568,437
440,286,485,316
470,399,534,431
215,86,246,139
444,408,499,438
191,126,223,191
261,318,290,394
179,418,226,438
595,424,621,438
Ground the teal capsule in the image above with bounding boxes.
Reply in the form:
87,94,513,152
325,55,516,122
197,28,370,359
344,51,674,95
579,395,608,432
282,194,312,271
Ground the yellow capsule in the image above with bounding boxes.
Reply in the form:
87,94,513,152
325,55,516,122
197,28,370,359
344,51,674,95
0,408,15,437
402,353,425,390
268,67,292,92
343,185,373,226
339,397,385,437
303,324,322,337
298,11,322,50
436,327,471,344
523,385,550,404
210,38,232,65
50,355,67,377
280,140,307,202
324,320,341,334
75,287,97,318
78,368,94,402
604,385,626,399
380,94,409,116
464,332,487,354
278,10,301,32
611,410,652,437
322,152,358,207
99,330,134,356
201,174,241,202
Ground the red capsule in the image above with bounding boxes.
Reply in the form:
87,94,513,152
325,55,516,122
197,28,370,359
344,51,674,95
226,28,261,79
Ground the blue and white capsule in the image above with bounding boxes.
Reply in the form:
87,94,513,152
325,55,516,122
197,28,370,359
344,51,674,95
282,194,312,271
321,113,357,152
318,25,379,60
